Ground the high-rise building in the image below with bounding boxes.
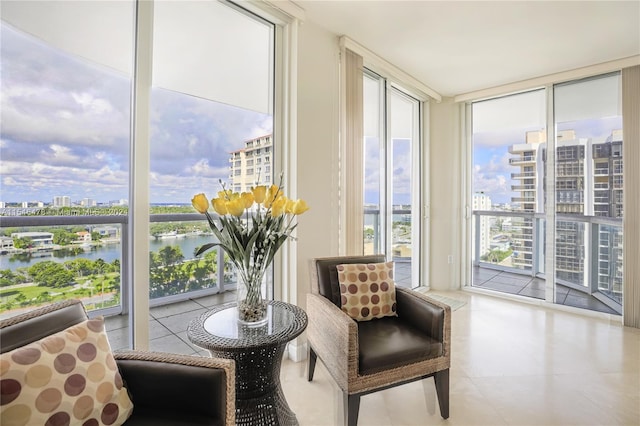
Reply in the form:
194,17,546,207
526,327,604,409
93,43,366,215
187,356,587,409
81,198,96,207
229,135,273,193
472,192,492,261
53,195,71,207
509,129,623,299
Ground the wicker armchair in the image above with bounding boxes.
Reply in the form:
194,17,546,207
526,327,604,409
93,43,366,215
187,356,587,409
307,255,451,426
0,299,235,426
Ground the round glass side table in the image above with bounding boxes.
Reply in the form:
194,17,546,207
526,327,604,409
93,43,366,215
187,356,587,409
188,301,308,426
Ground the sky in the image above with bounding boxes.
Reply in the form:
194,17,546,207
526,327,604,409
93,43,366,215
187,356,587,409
0,22,272,205
472,82,622,206
1,20,622,208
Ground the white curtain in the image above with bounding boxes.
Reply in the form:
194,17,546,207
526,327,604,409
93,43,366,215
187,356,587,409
622,65,640,328
342,48,364,255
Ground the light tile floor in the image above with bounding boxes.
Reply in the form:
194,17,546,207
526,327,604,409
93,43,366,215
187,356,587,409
105,290,639,426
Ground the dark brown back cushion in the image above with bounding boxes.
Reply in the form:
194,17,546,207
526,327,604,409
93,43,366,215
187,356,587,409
0,299,88,353
312,255,386,307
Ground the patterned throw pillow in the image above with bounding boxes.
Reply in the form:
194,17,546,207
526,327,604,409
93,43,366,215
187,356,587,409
337,261,398,321
0,317,133,426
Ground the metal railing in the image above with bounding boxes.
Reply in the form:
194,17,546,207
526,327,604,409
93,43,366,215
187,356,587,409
0,213,230,318
472,209,623,313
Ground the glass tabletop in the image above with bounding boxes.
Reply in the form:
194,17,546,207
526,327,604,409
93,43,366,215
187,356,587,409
204,304,295,339
188,301,308,350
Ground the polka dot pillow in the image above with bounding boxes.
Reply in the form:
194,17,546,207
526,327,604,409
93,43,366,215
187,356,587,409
337,261,398,321
0,316,133,426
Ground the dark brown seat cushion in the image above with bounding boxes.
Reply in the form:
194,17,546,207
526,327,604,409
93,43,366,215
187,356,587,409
357,316,443,376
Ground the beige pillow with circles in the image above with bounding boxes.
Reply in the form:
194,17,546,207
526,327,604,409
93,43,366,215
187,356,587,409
337,261,398,321
0,316,133,426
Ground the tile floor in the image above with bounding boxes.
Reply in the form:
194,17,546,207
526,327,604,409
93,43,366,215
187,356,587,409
105,290,639,426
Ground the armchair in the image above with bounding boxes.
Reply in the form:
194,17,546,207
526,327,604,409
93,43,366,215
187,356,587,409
307,255,451,426
0,299,235,426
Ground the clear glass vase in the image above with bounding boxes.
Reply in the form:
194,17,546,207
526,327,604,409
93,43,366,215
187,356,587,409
235,265,268,326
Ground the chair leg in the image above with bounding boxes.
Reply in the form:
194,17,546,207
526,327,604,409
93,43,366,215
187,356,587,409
343,392,360,426
307,346,318,381
434,369,450,419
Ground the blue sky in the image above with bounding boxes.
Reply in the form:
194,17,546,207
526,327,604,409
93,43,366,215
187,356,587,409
0,22,271,204
1,21,622,208
472,115,622,205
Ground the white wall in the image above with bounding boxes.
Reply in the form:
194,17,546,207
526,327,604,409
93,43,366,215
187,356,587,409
295,20,341,307
294,22,466,298
428,98,463,290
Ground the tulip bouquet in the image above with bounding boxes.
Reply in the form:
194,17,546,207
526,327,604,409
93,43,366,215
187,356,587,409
192,177,309,324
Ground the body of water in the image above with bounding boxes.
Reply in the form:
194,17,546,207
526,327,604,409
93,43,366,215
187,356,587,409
0,235,215,272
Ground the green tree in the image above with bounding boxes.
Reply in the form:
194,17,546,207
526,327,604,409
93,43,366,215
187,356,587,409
110,259,120,273
28,261,75,288
52,229,74,245
0,269,27,287
91,231,103,241
94,258,108,274
13,237,33,249
65,258,94,277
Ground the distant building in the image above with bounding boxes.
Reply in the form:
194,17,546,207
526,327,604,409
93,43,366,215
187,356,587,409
10,232,54,248
76,231,92,242
509,129,623,298
0,236,15,252
81,198,96,207
229,135,273,193
472,192,492,260
94,226,119,239
53,196,71,207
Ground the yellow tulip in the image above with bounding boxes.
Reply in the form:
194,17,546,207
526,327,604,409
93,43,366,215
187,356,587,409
218,190,233,200
264,184,281,208
241,192,255,209
284,198,295,214
271,196,286,217
292,199,310,215
252,186,267,204
226,197,245,217
212,198,228,215
191,193,209,214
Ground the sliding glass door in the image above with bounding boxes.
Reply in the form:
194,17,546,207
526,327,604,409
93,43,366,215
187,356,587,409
471,90,546,297
553,73,622,314
470,72,623,315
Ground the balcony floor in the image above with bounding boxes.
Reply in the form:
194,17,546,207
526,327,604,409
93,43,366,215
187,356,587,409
472,266,619,314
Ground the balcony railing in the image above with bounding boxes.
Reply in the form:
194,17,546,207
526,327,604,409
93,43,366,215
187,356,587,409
511,172,536,179
509,156,535,165
0,213,232,319
472,209,623,314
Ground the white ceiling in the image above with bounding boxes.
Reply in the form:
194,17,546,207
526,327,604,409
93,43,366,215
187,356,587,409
294,1,640,97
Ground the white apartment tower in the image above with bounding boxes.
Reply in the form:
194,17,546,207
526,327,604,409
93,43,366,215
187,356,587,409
53,195,71,207
229,135,273,193
509,130,623,301
472,192,492,261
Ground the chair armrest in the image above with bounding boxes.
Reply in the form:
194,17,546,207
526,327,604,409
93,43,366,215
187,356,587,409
114,351,235,425
306,293,358,391
395,288,451,352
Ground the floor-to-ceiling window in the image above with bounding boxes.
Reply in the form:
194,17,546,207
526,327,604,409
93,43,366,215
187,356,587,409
470,73,623,315
553,73,623,313
0,1,279,326
148,1,275,305
363,70,421,288
471,90,546,297
0,1,134,317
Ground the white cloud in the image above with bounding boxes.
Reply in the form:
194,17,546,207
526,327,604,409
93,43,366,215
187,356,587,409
72,92,114,114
